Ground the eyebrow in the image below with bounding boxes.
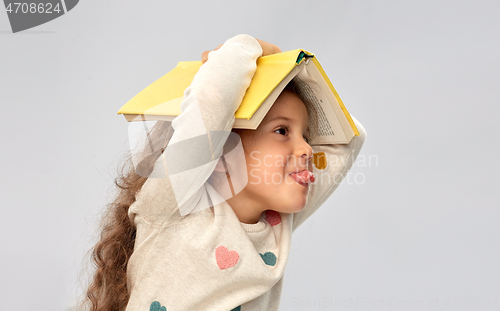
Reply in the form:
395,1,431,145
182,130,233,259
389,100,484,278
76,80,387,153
264,116,310,135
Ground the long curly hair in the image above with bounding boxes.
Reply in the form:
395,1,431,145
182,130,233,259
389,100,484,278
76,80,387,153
79,79,304,311
79,120,174,311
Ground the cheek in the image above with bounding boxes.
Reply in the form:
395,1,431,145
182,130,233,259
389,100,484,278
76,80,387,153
242,143,287,175
244,151,261,169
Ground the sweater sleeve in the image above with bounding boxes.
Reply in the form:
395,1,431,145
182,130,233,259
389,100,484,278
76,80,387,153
292,117,367,231
129,35,262,225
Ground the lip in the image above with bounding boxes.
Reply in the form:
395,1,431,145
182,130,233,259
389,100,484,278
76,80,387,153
289,169,314,187
294,180,309,187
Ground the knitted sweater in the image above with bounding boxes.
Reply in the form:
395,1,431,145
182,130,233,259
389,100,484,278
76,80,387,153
125,34,367,311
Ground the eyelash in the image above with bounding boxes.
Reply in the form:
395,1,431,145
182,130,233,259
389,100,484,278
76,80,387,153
275,126,310,143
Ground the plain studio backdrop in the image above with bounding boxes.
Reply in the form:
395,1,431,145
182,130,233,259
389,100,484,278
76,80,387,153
1,1,499,310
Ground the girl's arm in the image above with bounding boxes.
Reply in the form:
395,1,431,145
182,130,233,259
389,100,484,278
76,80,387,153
129,35,263,225
292,117,367,231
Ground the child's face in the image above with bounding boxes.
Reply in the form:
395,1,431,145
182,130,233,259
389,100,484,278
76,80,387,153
234,90,313,217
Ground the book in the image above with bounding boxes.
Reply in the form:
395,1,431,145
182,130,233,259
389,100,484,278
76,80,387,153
117,49,360,144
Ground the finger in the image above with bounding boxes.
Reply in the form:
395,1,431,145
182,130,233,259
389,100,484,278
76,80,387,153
201,44,224,64
255,39,282,56
201,50,210,64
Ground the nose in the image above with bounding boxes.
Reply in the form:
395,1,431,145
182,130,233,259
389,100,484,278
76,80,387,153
295,138,313,166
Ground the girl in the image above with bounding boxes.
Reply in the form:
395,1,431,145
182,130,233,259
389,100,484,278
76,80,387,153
83,34,366,311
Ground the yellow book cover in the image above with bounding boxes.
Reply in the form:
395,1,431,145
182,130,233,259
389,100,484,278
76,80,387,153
118,49,359,144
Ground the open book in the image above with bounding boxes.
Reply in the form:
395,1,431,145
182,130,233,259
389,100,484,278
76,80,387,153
117,49,360,144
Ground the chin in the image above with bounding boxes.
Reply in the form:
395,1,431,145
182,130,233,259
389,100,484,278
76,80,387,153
295,203,307,213
282,199,307,214
271,189,309,214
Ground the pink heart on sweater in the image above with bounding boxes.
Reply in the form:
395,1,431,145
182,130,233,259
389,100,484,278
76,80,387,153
265,210,281,226
215,246,239,269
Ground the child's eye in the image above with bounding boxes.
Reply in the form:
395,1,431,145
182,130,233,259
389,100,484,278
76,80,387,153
275,126,310,143
274,126,288,136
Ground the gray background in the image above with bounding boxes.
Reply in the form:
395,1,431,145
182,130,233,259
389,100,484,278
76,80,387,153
1,0,499,310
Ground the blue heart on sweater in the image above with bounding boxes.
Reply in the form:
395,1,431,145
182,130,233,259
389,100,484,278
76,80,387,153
259,252,277,266
150,301,167,311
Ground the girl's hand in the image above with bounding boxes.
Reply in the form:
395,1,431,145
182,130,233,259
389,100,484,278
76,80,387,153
201,38,282,64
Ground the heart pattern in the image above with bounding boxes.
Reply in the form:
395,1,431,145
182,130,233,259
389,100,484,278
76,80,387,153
264,210,281,226
215,246,239,269
150,301,167,311
259,252,277,266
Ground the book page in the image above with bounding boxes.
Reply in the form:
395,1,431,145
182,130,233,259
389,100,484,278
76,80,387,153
295,65,348,144
294,75,335,137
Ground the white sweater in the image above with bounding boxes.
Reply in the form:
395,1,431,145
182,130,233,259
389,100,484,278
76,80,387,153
125,34,367,311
